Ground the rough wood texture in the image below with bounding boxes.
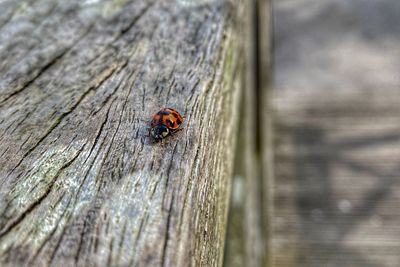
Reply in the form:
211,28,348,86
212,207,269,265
0,0,243,266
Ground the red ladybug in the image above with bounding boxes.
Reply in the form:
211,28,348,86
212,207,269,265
150,108,183,140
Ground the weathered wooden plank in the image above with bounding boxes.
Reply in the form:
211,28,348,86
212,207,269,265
0,0,244,266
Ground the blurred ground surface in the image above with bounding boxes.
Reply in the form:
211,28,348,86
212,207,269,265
272,0,400,266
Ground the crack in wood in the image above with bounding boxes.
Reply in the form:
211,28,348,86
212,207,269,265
84,102,114,165
161,193,174,267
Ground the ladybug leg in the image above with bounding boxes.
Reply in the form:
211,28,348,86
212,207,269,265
142,128,150,139
172,127,184,134
168,128,183,141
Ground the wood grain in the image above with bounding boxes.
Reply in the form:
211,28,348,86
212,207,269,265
0,0,244,266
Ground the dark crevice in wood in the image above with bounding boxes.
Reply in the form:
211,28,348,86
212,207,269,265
107,236,114,267
141,86,146,112
0,147,9,159
254,0,262,155
90,67,128,117
84,103,113,165
150,175,161,199
161,193,174,267
119,1,156,36
178,140,201,232
166,143,178,178
100,104,123,178
93,224,100,253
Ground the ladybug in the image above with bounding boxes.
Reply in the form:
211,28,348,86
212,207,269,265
150,108,183,140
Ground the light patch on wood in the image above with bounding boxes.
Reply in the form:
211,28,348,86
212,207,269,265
0,145,81,253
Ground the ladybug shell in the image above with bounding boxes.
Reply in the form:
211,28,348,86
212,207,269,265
151,108,183,131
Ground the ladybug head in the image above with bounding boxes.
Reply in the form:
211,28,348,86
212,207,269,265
151,124,170,139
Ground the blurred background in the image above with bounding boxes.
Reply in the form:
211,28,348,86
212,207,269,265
272,0,400,266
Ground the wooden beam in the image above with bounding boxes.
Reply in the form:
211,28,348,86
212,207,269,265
0,0,245,266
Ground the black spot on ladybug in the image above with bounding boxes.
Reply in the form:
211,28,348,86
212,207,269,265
167,119,175,127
